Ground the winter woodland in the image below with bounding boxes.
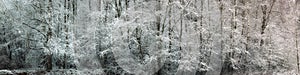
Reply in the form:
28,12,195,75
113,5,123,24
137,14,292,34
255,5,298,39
0,0,300,75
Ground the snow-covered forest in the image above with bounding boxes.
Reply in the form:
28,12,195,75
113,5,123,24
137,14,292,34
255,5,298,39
0,0,300,75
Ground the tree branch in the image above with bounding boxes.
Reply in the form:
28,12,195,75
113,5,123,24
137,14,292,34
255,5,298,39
30,18,49,25
22,23,47,38
265,0,276,24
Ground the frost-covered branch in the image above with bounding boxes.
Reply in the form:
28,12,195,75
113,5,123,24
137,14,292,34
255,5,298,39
22,23,47,38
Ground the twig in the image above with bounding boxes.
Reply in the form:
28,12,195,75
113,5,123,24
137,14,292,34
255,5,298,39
20,36,41,42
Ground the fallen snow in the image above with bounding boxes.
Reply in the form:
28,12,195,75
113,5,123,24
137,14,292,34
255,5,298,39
0,70,13,74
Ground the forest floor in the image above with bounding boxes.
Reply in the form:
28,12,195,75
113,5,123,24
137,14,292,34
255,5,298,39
0,69,105,75
0,69,298,75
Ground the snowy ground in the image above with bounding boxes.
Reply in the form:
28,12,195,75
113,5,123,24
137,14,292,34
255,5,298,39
0,69,299,75
0,69,105,75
